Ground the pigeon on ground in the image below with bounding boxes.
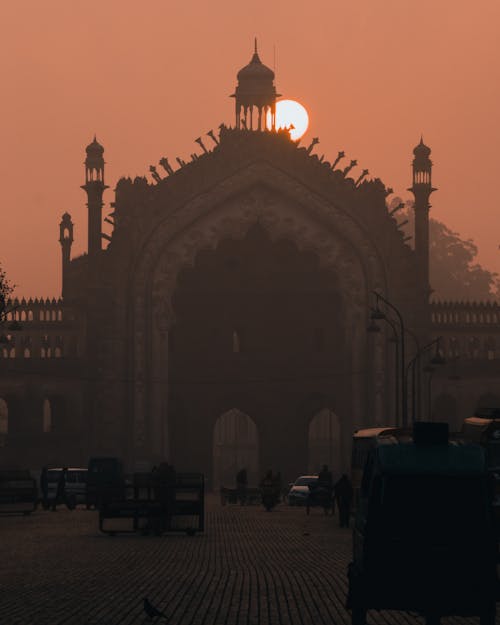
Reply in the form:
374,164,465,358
143,597,168,621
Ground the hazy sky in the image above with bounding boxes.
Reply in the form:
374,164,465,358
2,0,499,297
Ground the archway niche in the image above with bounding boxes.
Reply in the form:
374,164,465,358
308,409,341,478
213,408,258,490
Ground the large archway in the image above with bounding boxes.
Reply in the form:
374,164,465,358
167,225,349,482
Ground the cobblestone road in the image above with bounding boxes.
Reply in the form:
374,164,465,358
0,496,497,625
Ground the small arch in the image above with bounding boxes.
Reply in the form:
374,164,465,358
42,398,52,433
28,310,33,321
40,347,46,359
40,310,45,321
23,348,31,359
57,310,62,321
9,347,15,359
213,408,259,490
51,310,56,321
0,398,8,436
54,347,62,358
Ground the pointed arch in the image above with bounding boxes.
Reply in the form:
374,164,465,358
213,408,259,490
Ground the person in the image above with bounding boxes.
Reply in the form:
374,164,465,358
52,467,67,511
236,468,248,505
334,474,353,528
40,466,49,510
317,464,334,514
151,461,176,534
260,469,276,511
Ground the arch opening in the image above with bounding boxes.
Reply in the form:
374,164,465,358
213,408,259,490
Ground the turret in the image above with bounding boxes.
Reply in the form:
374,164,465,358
81,136,108,256
59,212,73,298
231,40,280,131
408,138,436,299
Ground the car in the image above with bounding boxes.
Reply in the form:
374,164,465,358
47,468,87,508
287,475,318,505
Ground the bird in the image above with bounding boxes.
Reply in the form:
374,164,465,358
143,597,168,621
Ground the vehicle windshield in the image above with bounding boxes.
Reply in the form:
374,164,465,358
374,475,489,540
294,477,317,486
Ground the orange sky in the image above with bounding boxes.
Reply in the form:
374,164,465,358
1,0,499,297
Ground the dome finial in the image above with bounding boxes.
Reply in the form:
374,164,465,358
254,37,258,55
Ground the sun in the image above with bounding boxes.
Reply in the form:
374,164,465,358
267,100,309,140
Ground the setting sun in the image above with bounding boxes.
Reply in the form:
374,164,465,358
267,99,309,140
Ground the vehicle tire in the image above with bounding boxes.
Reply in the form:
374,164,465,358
351,603,367,625
480,602,496,625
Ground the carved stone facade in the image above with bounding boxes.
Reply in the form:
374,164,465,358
1,83,498,480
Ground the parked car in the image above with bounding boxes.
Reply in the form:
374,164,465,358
287,475,318,505
47,468,87,509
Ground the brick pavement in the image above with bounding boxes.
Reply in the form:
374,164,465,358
0,496,496,625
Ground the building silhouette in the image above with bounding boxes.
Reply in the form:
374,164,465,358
1,46,499,485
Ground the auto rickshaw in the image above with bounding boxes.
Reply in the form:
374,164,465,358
347,422,498,625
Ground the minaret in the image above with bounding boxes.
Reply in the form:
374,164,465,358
59,212,74,298
409,138,436,299
81,136,108,256
231,39,280,131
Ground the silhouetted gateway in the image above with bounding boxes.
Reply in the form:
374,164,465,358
1,45,499,484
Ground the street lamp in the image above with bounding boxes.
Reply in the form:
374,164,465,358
369,307,400,425
406,337,446,423
372,291,408,426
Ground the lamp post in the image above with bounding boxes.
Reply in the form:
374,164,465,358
372,291,408,426
406,337,445,423
368,307,400,425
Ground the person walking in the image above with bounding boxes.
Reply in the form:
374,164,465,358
318,464,334,513
334,473,353,528
236,468,248,505
51,467,67,511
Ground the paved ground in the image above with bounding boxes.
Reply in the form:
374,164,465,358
0,496,497,625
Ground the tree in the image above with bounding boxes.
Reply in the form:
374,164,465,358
0,264,14,326
389,198,499,301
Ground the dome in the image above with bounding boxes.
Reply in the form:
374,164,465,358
86,136,104,156
413,137,431,159
236,41,274,82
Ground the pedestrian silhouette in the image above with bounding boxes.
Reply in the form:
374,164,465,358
143,596,168,621
334,473,353,528
236,467,248,505
40,466,49,510
51,467,67,511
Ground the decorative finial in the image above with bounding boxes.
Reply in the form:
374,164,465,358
254,37,258,54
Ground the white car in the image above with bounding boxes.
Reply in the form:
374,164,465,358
287,475,318,505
